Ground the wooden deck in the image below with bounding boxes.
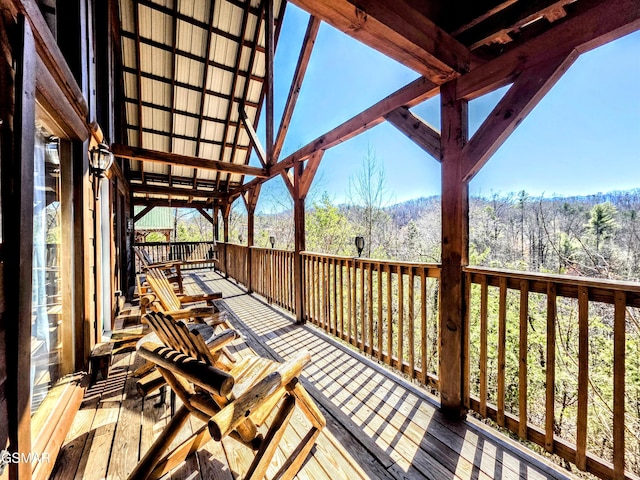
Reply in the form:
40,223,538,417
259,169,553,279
50,270,578,480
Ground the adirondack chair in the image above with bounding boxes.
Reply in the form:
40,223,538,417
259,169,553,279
130,311,325,480
134,246,184,293
144,267,223,324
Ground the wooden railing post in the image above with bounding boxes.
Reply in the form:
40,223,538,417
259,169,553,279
439,79,469,419
222,202,231,278
293,161,306,323
243,185,260,293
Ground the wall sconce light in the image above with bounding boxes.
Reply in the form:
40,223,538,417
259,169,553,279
127,218,134,234
269,236,275,249
89,142,114,201
355,236,365,257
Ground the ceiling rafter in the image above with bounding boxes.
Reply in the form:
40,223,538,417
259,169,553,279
120,32,266,82
168,0,178,186
214,0,255,191
135,0,262,44
226,0,265,180
112,145,262,176
193,0,219,187
123,97,241,127
125,125,250,150
130,183,228,198
132,198,222,209
133,0,144,181
121,68,260,108
236,0,287,192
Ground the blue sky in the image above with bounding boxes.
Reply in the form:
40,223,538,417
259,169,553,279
251,4,640,209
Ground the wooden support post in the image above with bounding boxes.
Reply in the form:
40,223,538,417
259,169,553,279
293,160,306,323
222,201,231,278
243,186,261,293
283,152,324,323
213,206,220,241
3,14,36,479
439,79,468,419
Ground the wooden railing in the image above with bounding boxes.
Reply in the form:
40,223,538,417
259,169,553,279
464,267,640,480
134,241,217,273
303,253,441,389
250,247,295,312
216,243,249,286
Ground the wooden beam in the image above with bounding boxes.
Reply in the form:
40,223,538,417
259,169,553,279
266,0,275,164
134,206,154,222
289,0,470,81
132,199,223,209
197,208,214,225
384,106,441,161
462,53,577,182
272,77,438,176
239,106,267,167
130,183,227,199
111,144,268,177
299,151,324,200
273,16,320,163
439,79,469,418
457,0,640,100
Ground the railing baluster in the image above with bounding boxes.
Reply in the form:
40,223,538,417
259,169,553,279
613,291,626,480
377,263,383,361
398,265,404,372
386,264,393,368
421,268,428,387
333,258,338,335
408,267,415,380
519,279,529,440
360,260,365,350
347,258,352,344
463,271,471,407
339,259,344,340
368,262,374,355
545,281,557,453
479,275,488,418
576,285,589,470
497,276,507,427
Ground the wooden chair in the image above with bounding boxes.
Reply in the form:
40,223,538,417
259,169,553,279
134,246,184,293
144,267,222,323
130,311,325,480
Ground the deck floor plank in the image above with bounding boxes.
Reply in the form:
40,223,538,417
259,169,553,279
52,270,577,480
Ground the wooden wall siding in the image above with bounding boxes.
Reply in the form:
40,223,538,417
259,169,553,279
302,253,441,390
465,267,639,480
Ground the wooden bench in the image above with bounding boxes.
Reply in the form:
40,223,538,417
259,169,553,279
90,342,114,384
129,311,325,480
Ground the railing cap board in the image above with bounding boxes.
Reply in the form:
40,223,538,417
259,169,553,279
464,266,640,293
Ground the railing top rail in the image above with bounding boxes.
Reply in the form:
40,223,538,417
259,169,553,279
465,266,640,293
302,251,441,269
135,241,216,246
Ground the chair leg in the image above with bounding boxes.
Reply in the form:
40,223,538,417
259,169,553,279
148,424,210,480
244,395,296,480
273,427,322,480
127,405,191,480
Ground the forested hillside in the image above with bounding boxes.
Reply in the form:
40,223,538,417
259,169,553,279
243,189,640,281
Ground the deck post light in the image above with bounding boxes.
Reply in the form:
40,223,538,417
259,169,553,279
355,236,365,257
89,142,114,201
269,236,275,248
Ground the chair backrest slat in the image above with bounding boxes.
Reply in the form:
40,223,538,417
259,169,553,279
146,268,181,311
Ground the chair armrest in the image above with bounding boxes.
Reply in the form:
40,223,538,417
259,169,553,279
198,329,240,353
208,351,311,441
177,293,222,304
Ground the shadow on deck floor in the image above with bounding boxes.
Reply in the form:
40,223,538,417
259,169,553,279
51,270,578,480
